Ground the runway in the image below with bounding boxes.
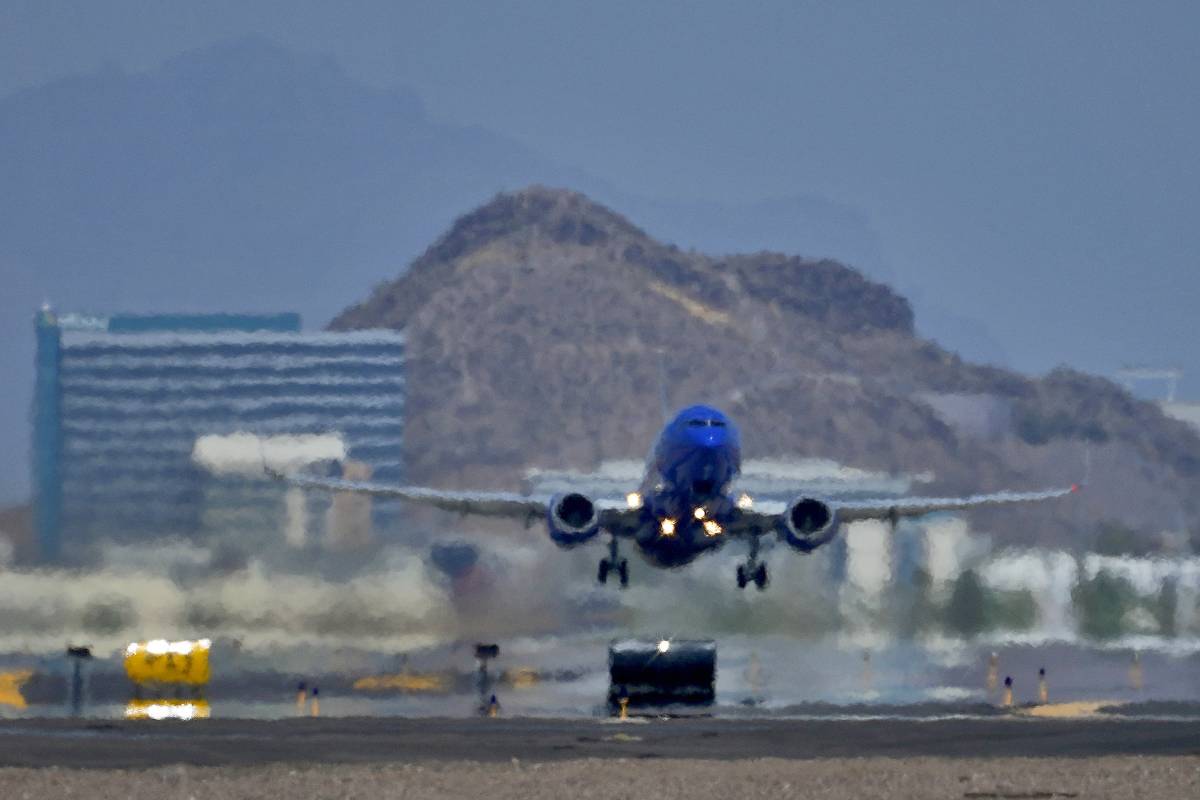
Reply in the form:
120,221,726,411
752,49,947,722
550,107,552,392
0,715,1198,769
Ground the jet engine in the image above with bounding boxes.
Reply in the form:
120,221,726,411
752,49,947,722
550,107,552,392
777,497,839,552
547,492,600,547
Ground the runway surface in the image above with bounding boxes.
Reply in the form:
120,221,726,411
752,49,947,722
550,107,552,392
11,636,1200,720
0,715,1198,768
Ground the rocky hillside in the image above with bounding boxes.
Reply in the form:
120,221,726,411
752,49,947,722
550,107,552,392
332,187,1200,550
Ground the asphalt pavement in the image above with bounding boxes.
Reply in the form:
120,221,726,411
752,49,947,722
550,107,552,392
0,715,1198,769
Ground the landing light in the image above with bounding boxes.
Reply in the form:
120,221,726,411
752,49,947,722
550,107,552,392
660,518,676,536
736,493,754,510
703,520,722,537
626,492,643,510
693,507,706,520
657,639,671,654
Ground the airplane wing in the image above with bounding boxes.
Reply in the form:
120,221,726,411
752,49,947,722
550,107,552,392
278,473,550,520
726,484,1079,536
834,484,1081,524
276,471,636,527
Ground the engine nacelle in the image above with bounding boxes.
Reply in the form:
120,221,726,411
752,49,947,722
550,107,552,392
777,497,839,552
547,492,600,548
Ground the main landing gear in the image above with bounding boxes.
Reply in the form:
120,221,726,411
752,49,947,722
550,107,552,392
736,562,768,590
737,537,768,590
598,535,629,588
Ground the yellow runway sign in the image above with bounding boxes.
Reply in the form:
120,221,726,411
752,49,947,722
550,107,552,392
124,639,211,686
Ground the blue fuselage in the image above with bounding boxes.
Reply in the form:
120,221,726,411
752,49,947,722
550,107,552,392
629,405,743,567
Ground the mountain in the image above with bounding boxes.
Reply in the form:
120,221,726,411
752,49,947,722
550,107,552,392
332,187,1200,550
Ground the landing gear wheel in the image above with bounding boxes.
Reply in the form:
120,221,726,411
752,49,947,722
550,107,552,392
736,564,748,589
598,560,610,584
753,563,769,590
617,559,629,588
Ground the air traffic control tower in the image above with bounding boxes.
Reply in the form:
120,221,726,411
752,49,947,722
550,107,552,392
32,308,405,561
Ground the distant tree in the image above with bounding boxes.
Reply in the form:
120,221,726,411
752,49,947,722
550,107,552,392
945,569,988,637
1154,579,1179,638
987,589,1038,631
892,567,937,638
81,597,135,635
1073,572,1138,640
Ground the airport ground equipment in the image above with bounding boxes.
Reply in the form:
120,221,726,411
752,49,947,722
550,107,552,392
608,638,716,713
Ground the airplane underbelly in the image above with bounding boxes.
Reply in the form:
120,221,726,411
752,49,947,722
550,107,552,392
635,522,724,568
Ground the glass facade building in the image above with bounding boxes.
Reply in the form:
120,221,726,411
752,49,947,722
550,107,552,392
32,309,404,559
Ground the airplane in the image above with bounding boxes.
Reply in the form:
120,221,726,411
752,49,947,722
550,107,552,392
278,404,1078,590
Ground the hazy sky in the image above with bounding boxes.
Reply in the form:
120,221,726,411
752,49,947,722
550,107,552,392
3,0,1198,399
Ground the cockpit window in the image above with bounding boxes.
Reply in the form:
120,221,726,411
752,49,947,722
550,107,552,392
687,418,727,428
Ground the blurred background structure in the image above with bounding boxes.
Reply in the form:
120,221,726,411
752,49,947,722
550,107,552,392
31,307,404,561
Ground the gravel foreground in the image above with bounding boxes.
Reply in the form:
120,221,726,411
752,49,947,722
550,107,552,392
2,757,1198,799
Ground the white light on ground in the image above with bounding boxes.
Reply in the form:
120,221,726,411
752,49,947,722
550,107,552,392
657,639,671,654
